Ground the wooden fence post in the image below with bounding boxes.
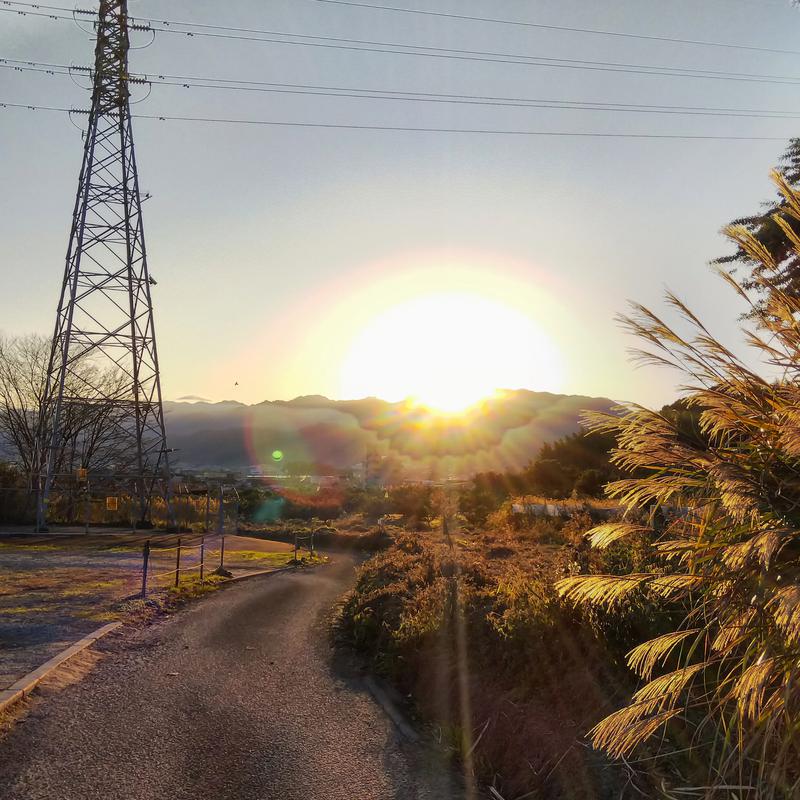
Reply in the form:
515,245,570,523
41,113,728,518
141,539,150,598
175,538,182,588
84,484,90,535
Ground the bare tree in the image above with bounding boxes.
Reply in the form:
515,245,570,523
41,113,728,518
0,335,49,477
0,334,132,484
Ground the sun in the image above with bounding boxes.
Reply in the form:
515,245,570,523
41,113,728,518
340,292,562,413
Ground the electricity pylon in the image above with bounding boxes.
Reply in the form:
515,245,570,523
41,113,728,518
36,0,171,530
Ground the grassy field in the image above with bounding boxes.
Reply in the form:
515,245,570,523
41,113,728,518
0,533,295,689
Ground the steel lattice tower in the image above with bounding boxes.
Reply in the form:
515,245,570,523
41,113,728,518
37,0,170,529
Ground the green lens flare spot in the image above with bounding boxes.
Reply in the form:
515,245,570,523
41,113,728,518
271,450,284,462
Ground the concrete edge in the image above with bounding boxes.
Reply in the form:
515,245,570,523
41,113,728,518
0,621,122,715
225,565,295,583
363,675,420,743
225,559,325,584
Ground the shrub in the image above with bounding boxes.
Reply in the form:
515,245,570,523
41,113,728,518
338,531,638,797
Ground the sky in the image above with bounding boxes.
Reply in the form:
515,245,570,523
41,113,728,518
1,0,800,409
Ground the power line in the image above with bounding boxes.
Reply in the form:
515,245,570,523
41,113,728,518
0,57,70,70
93,28,800,87
0,101,792,140
6,0,800,58
308,0,800,58
0,2,66,20
0,2,151,29
6,58,800,121
0,61,71,76
5,5,800,87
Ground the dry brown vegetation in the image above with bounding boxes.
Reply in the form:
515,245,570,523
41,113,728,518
337,519,669,799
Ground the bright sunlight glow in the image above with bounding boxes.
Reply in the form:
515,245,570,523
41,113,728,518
340,292,563,413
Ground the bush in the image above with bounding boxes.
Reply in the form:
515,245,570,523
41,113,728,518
338,531,639,798
0,462,33,524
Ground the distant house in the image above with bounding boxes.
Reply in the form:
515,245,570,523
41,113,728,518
511,499,621,520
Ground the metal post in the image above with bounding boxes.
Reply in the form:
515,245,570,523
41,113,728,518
204,485,210,533
174,537,181,588
200,536,205,583
310,531,315,558
294,535,298,563
141,539,150,598
219,534,226,571
217,485,224,534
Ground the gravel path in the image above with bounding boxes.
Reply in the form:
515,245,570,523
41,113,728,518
0,554,463,799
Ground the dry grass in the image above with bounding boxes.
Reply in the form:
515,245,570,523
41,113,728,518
554,173,800,798
0,649,105,742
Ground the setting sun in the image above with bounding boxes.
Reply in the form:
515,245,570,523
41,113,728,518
340,291,562,412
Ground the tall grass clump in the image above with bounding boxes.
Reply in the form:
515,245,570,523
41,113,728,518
557,172,800,798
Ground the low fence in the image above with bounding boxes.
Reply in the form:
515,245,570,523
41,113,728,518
293,531,315,561
139,532,314,598
140,535,215,598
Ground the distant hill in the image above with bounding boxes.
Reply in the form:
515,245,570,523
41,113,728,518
163,390,616,478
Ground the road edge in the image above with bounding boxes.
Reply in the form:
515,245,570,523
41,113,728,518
362,675,420,743
0,621,122,714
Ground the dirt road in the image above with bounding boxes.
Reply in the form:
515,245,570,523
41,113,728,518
0,554,463,799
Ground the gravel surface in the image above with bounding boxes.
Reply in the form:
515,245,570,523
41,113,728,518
0,554,463,799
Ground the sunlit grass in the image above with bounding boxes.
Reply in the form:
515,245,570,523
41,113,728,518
226,550,293,565
74,609,120,622
0,605,51,615
60,579,126,598
166,573,226,601
0,542,62,551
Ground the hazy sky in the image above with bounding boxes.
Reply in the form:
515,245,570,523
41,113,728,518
2,0,800,408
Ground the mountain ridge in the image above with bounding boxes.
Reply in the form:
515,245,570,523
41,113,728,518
162,389,617,477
